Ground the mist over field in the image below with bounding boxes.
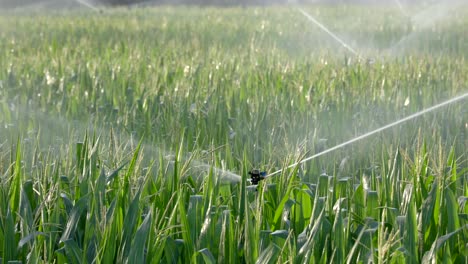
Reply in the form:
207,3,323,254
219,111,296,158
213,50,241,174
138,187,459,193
1,0,467,8
0,0,467,263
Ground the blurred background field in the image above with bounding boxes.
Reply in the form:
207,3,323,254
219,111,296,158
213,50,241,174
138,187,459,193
0,2,467,263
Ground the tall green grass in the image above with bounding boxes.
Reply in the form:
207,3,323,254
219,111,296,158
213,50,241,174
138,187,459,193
0,5,467,263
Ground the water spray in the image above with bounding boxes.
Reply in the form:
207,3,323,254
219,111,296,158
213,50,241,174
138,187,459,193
249,92,468,184
392,0,408,17
297,7,360,57
74,0,101,12
389,1,465,54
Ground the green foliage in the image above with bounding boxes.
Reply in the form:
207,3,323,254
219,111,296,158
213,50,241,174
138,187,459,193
0,5,467,263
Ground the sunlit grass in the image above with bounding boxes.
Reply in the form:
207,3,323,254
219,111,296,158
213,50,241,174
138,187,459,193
0,5,467,263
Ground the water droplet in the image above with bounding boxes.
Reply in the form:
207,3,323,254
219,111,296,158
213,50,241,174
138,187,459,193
184,65,190,76
229,131,236,139
190,103,197,114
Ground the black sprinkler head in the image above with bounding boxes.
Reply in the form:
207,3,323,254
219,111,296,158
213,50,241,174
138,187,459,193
249,169,266,185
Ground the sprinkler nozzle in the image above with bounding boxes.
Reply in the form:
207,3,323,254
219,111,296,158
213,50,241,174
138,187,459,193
249,169,266,185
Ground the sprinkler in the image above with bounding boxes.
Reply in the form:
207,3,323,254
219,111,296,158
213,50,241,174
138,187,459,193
249,169,266,185
248,92,468,185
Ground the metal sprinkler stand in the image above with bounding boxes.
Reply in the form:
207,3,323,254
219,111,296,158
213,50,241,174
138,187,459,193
249,169,266,185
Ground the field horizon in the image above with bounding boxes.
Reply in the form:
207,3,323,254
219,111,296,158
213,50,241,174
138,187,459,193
0,4,467,263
